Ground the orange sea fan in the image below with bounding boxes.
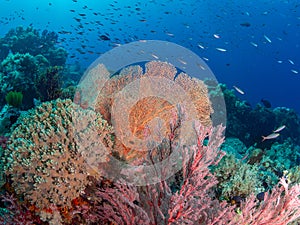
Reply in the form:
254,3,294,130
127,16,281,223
91,61,212,162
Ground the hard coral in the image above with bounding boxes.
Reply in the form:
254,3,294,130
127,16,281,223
3,99,113,209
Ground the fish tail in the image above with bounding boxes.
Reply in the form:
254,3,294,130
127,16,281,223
261,136,266,142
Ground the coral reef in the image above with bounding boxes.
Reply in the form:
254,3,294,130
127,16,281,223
0,52,45,107
221,137,247,158
0,26,69,109
0,26,67,66
0,52,39,93
206,83,300,147
3,99,113,209
213,153,263,200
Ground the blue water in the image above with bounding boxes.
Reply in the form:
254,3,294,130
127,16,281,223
0,0,299,113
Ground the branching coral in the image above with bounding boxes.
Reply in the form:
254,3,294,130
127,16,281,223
3,99,113,209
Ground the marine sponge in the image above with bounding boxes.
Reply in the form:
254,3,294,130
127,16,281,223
3,99,113,209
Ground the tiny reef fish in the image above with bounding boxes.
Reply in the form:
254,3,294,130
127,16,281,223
233,85,245,95
273,125,286,133
264,34,272,43
262,133,280,142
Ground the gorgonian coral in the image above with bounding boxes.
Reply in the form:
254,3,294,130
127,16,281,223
80,61,213,161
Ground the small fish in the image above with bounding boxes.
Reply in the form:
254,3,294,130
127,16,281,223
202,57,209,61
213,34,220,39
288,59,294,65
273,125,286,133
233,85,245,95
165,32,174,37
151,53,159,59
250,42,258,47
111,43,121,47
277,60,283,63
264,35,272,43
291,69,298,74
99,35,110,40
178,58,187,65
240,22,251,27
197,44,205,49
197,63,206,70
262,133,280,142
216,47,227,52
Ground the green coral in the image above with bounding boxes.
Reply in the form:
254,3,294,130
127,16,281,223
5,91,23,108
213,153,263,200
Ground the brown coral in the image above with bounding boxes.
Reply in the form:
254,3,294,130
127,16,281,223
91,61,212,161
4,99,113,209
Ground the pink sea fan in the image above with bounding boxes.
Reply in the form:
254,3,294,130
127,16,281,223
84,118,236,225
168,123,236,225
231,177,300,225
